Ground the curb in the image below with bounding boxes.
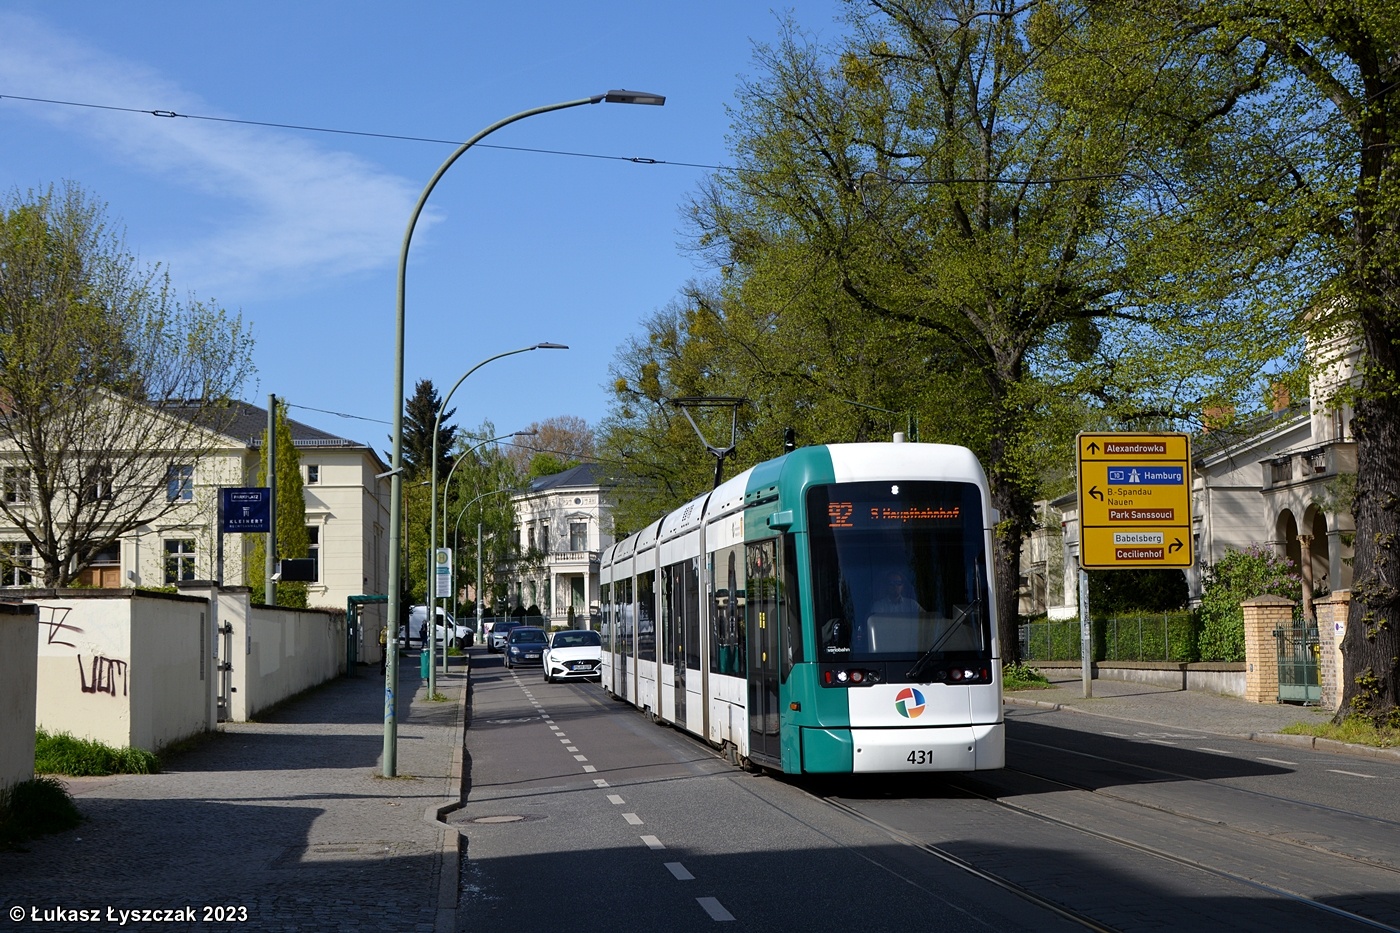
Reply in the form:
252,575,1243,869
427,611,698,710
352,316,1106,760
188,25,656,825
1006,696,1400,763
427,663,471,933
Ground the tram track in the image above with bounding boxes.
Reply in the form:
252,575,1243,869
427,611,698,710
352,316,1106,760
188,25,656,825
812,793,1123,933
940,768,1400,933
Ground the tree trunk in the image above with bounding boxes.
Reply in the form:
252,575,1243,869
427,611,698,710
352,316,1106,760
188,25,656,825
1335,319,1400,726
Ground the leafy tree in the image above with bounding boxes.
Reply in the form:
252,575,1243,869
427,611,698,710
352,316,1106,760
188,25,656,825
1088,568,1188,615
1050,0,1400,723
1198,545,1301,662
605,3,1291,660
247,401,309,607
0,183,254,586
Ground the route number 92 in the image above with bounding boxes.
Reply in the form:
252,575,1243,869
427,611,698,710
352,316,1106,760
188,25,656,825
906,749,937,766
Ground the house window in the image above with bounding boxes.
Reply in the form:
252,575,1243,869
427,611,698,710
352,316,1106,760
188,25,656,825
528,526,536,550
3,467,31,505
306,464,320,485
0,542,34,586
164,538,196,583
307,526,320,581
167,464,194,502
570,522,587,551
80,461,113,504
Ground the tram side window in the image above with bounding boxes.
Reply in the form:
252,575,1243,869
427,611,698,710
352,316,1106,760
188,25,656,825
637,570,657,662
664,560,699,670
619,577,635,659
709,545,746,677
682,557,701,671
781,536,801,680
600,582,611,651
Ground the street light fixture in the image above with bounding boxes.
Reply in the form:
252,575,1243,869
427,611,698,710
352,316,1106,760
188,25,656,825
382,89,664,776
450,485,522,644
427,427,539,694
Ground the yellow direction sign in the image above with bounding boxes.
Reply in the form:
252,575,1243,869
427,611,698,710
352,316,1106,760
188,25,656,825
1076,433,1194,569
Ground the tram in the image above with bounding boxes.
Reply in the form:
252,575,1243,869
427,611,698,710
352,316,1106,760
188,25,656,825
599,439,1004,774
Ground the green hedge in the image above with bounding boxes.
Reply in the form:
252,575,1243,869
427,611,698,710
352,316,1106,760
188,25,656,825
1021,611,1200,662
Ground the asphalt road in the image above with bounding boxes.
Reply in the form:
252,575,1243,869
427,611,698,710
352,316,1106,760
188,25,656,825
454,654,1400,932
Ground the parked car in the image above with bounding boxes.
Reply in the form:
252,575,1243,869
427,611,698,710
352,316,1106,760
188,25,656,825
542,629,602,683
503,626,548,669
402,605,473,649
488,619,523,653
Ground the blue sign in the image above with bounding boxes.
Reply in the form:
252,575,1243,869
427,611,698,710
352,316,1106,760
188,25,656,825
221,487,271,533
1106,466,1184,486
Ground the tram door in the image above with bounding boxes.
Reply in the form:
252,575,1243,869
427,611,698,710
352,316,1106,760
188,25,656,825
746,539,781,766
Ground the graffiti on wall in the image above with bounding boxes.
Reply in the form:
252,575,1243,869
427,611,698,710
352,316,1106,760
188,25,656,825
38,605,131,699
77,654,129,696
41,605,82,648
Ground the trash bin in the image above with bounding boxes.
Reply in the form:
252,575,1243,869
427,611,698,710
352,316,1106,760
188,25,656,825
420,649,430,679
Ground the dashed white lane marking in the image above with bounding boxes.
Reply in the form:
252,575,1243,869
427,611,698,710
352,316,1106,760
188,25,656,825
623,813,643,825
607,794,625,805
559,738,571,744
665,862,694,881
567,746,579,752
697,897,735,921
641,835,665,850
1328,769,1377,778
593,778,609,787
573,754,589,761
582,765,597,773
550,725,561,731
1195,747,1233,755
1257,757,1297,766
1149,740,1178,746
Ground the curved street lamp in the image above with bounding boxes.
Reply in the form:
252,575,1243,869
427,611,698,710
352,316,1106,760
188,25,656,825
382,89,665,776
425,353,563,695
450,485,521,646
427,427,538,693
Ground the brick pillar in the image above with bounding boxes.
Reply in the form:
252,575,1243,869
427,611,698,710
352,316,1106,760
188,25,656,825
1242,594,1295,704
1314,590,1349,712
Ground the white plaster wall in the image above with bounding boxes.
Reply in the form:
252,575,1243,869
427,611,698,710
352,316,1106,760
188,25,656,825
234,604,345,721
34,593,210,753
35,597,135,748
0,603,39,790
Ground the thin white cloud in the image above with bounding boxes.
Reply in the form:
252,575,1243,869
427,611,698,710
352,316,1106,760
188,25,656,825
0,11,426,296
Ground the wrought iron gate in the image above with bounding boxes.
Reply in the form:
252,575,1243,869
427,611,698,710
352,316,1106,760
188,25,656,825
1274,617,1321,705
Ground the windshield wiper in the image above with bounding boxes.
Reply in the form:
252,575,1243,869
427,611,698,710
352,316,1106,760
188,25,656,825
905,599,978,682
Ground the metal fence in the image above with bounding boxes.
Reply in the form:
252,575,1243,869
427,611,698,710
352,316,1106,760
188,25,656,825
1020,612,1199,663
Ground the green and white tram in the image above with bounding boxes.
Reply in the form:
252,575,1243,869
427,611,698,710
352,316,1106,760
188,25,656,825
599,440,1005,774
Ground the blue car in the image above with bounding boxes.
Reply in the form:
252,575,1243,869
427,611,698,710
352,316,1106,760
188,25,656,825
503,626,548,670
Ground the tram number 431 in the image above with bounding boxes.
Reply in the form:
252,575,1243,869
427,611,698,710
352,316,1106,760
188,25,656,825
906,749,937,765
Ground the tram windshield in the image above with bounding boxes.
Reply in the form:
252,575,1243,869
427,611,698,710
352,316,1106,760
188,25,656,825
808,481,990,662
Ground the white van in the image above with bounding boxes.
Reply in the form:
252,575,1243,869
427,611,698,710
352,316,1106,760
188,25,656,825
402,605,473,648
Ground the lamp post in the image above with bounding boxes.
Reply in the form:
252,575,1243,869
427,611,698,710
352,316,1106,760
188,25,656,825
450,485,519,644
383,89,664,776
428,428,538,694
426,354,562,697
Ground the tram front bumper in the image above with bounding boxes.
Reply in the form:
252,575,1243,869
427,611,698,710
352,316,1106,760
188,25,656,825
802,722,1004,773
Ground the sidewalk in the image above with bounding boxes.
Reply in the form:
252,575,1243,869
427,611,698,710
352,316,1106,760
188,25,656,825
1005,671,1400,762
0,653,469,933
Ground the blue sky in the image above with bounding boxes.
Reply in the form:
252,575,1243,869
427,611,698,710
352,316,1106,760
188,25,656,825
0,2,850,452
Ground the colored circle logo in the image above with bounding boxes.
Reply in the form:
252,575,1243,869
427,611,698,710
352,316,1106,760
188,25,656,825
895,687,925,719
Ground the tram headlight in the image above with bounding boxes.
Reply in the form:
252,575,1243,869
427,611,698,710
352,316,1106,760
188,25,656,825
822,668,882,687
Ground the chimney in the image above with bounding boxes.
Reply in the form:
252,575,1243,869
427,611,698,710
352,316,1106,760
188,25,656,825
1202,405,1235,433
1271,382,1290,412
